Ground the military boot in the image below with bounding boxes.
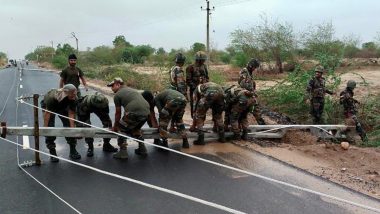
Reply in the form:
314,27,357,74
135,141,148,157
49,148,59,162
232,133,241,141
103,141,118,153
87,142,94,157
193,132,205,145
182,138,190,148
218,131,225,143
241,129,249,141
113,143,128,159
153,139,162,145
69,144,81,160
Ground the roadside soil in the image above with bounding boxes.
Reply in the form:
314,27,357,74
38,62,380,199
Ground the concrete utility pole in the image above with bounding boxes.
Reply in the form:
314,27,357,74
50,41,54,59
201,0,214,55
71,32,79,53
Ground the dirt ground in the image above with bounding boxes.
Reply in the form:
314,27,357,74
38,63,380,199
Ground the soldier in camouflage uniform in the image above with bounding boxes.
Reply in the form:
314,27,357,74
139,90,162,146
59,54,88,98
154,89,189,148
76,92,118,157
339,80,367,142
224,86,256,140
238,58,265,125
41,84,81,162
170,53,187,96
190,82,225,145
108,78,150,159
186,51,209,118
306,66,335,124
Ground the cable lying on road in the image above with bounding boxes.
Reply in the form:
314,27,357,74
15,99,380,213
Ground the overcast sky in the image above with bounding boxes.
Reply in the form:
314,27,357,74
1,0,379,59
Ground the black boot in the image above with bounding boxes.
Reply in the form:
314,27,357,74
241,129,248,141
103,141,118,153
153,139,162,145
69,144,81,160
182,138,190,148
135,141,148,157
49,148,59,162
232,133,241,141
87,142,94,157
161,139,168,148
218,131,225,143
193,132,205,145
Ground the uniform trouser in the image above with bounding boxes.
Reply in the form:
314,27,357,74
189,87,195,117
159,107,187,139
344,112,366,142
118,113,148,146
45,111,76,150
77,111,112,145
195,97,224,131
310,97,324,124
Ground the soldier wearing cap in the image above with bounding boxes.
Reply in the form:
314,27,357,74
41,84,81,162
76,92,118,157
170,53,187,96
306,66,335,124
339,80,367,142
154,89,189,148
190,82,225,145
238,58,265,125
224,86,256,140
59,54,88,98
186,51,209,118
108,77,150,159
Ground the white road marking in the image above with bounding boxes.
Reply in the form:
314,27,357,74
22,125,30,149
20,85,23,89
20,78,22,81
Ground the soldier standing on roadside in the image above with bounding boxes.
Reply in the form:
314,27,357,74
306,66,335,124
41,84,81,162
186,51,209,118
170,53,187,96
238,58,265,125
190,81,225,145
224,86,256,140
108,78,150,159
76,92,118,157
60,54,88,98
339,80,367,142
154,89,189,148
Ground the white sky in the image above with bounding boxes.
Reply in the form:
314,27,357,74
1,0,379,59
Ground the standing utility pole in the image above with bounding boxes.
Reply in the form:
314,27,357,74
201,1,214,55
71,32,79,53
50,41,54,59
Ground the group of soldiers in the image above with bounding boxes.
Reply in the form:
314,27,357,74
41,52,367,162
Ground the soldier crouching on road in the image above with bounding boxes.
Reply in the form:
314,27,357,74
41,84,81,162
139,90,161,146
76,92,118,157
339,80,367,142
224,86,256,141
190,81,225,145
154,89,189,148
108,77,150,159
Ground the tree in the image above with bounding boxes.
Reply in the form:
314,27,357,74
156,47,166,55
0,52,7,65
112,35,132,48
191,42,206,53
362,42,377,51
55,43,76,57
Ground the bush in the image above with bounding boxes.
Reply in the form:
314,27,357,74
52,55,67,69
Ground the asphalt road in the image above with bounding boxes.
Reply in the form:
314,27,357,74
0,64,379,214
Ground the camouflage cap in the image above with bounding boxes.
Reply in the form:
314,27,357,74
347,80,356,89
107,77,124,87
314,65,325,73
90,93,108,109
62,84,77,92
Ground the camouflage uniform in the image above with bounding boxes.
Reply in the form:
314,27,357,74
77,93,117,157
186,51,209,118
238,67,265,125
154,89,189,148
170,65,187,96
224,86,256,140
306,73,334,124
339,82,367,142
192,82,225,144
114,86,150,156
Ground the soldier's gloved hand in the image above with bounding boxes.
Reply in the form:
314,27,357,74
161,108,170,117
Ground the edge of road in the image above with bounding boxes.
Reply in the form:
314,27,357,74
231,141,380,204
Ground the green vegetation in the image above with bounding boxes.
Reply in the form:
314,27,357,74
0,52,7,66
